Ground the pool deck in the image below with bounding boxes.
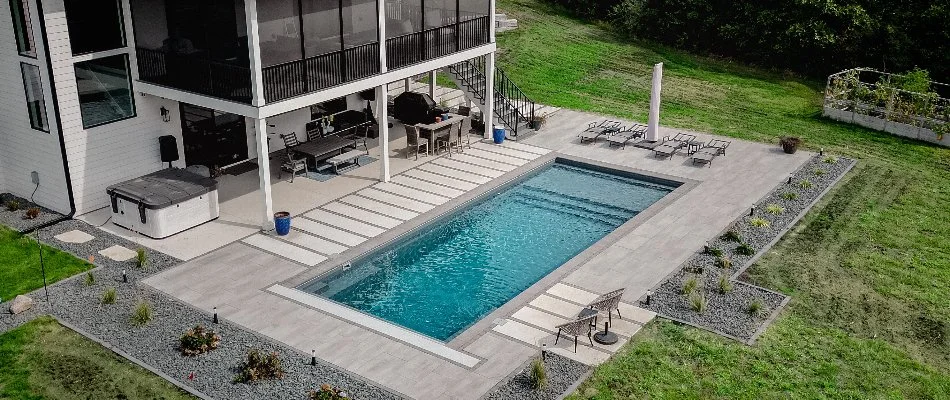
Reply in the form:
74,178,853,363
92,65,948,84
141,108,811,399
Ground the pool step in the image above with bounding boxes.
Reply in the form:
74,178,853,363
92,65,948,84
510,192,633,226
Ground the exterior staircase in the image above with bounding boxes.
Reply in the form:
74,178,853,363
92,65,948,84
444,55,538,139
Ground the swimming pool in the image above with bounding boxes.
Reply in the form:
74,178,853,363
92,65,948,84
298,160,675,340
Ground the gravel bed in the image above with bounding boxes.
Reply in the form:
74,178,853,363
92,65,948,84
0,193,63,232
1,219,403,400
643,154,855,341
484,352,590,400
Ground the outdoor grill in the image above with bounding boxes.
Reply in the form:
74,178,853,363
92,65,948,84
392,91,441,125
106,168,219,239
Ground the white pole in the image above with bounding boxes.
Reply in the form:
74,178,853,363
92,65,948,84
404,77,411,93
484,52,495,139
429,70,437,101
253,117,274,230
245,0,265,107
647,62,663,141
377,85,390,182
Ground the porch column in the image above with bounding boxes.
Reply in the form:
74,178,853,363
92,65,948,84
253,118,275,230
429,70,437,101
483,52,495,139
646,62,663,141
245,0,265,107
377,85,391,182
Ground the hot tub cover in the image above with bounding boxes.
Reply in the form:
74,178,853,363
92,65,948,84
107,168,218,209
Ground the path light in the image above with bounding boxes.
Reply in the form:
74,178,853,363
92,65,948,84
541,343,547,361
750,204,756,216
311,350,317,366
820,148,824,156
122,270,127,283
788,174,793,184
645,290,653,306
704,241,710,253
213,307,219,324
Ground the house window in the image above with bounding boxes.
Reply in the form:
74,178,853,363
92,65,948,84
9,0,35,57
74,55,136,128
64,0,126,55
20,63,48,132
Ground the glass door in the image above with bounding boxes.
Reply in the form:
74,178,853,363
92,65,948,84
180,103,249,170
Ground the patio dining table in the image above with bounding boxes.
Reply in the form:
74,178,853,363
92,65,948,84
416,113,464,152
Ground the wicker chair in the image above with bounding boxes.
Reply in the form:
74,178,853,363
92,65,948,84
554,314,597,352
404,125,428,160
586,288,625,326
459,117,472,151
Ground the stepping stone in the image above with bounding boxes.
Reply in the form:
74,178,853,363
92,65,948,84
546,343,611,366
431,158,505,178
305,209,386,237
391,176,465,198
529,294,585,319
54,230,95,244
339,195,419,221
374,182,450,205
464,148,528,166
417,163,493,184
402,169,479,191
501,141,550,155
358,188,435,213
294,218,367,247
512,306,569,332
322,202,402,229
98,245,137,262
618,303,657,325
280,230,348,256
450,154,516,172
471,143,538,160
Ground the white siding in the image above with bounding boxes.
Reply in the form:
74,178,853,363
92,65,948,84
0,0,72,213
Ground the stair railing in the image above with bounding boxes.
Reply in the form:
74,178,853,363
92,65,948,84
447,56,537,137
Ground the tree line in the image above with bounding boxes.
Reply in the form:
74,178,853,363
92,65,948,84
545,0,950,81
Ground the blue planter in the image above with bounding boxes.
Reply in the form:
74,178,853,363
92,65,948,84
493,126,506,144
274,212,292,236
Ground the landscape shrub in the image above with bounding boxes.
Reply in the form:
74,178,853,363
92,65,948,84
101,288,116,304
179,325,221,356
530,358,547,390
136,248,148,269
131,301,153,326
718,275,733,294
766,204,784,215
716,256,732,269
704,246,723,257
748,298,764,317
689,293,707,313
799,179,813,189
5,200,20,211
736,243,755,256
782,192,799,201
682,276,698,295
24,207,40,219
83,271,95,287
749,217,770,228
308,384,349,400
235,350,284,382
721,230,742,242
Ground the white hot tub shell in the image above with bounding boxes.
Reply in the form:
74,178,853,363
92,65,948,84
106,168,219,239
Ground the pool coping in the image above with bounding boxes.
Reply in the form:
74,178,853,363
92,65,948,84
276,151,700,368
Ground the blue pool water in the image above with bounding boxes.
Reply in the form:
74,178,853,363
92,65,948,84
299,162,675,340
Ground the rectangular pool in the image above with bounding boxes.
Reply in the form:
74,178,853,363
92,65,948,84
298,160,676,340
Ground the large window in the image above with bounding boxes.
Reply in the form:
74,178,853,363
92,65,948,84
74,55,135,128
20,63,48,132
341,0,378,48
9,0,35,57
64,0,126,55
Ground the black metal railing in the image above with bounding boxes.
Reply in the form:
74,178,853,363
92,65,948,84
136,47,252,103
447,55,536,137
262,42,380,103
386,15,490,71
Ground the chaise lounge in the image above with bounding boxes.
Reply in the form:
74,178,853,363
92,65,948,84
653,133,697,159
606,124,647,149
691,139,731,167
578,120,621,143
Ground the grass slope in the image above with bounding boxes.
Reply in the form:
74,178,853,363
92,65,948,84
495,0,950,397
0,316,196,400
0,226,92,301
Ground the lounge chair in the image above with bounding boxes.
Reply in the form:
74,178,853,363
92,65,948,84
606,124,647,149
653,133,697,159
554,314,598,352
585,288,625,326
578,121,621,143
691,139,731,167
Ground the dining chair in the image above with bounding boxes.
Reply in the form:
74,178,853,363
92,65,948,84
459,117,472,151
404,125,428,160
278,133,308,182
433,125,453,156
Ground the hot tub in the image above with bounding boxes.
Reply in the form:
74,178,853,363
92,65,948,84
106,168,219,239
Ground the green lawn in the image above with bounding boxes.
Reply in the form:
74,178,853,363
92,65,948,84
495,0,950,397
0,226,92,301
0,316,196,400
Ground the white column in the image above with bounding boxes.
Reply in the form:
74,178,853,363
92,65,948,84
429,70,437,101
646,62,663,141
483,52,495,139
245,0,265,107
489,0,497,43
377,85,390,182
404,78,411,92
253,118,274,230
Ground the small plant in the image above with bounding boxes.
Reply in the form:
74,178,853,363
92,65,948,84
235,349,285,383
101,287,117,304
718,275,733,294
748,298,764,317
135,248,148,269
721,230,742,242
716,256,732,269
781,192,799,201
736,242,755,256
130,300,153,326
689,293,707,313
529,358,547,391
749,217,770,228
704,246,724,257
5,200,21,211
83,271,95,286
799,179,813,189
682,276,699,295
24,207,40,219
308,384,350,400
179,325,221,356
823,155,838,164
765,204,784,215
814,168,827,176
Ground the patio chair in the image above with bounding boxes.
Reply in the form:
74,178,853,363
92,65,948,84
459,117,473,151
437,122,460,157
457,105,471,116
278,133,308,182
691,139,731,167
578,121,621,143
554,314,598,352
653,133,697,159
404,125,429,160
585,288,625,326
432,125,453,155
606,124,647,149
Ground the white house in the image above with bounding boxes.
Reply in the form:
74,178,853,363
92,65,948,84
1,0,534,230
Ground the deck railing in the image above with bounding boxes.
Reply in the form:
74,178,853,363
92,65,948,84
386,16,490,70
135,47,252,103
262,42,380,103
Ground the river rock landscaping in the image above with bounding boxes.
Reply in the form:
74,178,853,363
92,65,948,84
0,193,62,232
642,154,855,342
485,352,590,400
0,219,403,400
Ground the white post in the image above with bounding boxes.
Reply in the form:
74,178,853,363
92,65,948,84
489,0,496,43
429,70,437,101
253,118,274,230
377,85,390,182
483,52,495,139
404,77,411,92
646,62,663,141
245,0,265,107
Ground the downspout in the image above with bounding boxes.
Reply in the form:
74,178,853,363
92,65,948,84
21,0,77,235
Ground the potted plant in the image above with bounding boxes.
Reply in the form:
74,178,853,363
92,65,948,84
529,114,546,130
274,212,292,236
780,136,802,154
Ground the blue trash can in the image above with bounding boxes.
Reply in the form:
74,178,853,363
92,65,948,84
274,212,292,236
493,125,506,144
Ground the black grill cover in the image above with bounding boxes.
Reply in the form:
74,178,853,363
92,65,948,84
392,92,437,125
